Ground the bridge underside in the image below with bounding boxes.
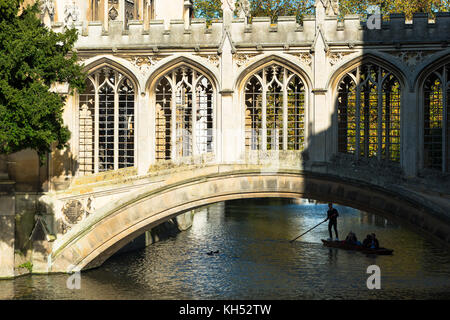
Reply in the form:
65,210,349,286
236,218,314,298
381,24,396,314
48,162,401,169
48,167,450,273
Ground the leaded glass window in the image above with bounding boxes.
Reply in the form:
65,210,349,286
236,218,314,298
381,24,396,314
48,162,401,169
337,64,401,162
244,64,305,151
78,67,135,175
155,67,214,161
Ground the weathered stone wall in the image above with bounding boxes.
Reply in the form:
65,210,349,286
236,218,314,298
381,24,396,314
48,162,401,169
0,183,15,279
2,0,450,278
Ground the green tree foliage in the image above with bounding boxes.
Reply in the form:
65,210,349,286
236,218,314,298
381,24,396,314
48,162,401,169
248,0,315,22
194,0,315,22
194,0,450,22
194,0,222,20
0,0,85,161
340,0,450,18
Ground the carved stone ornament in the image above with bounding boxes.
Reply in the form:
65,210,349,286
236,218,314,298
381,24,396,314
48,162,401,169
320,0,340,16
109,6,119,21
327,51,353,66
234,53,261,67
40,0,55,18
60,197,95,234
236,0,251,19
289,52,313,66
128,56,161,74
222,0,236,12
388,50,437,68
62,200,84,225
198,55,220,69
64,1,80,25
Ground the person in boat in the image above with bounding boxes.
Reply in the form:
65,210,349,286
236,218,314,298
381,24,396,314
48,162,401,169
345,231,358,245
362,234,372,248
325,203,339,241
370,233,380,249
362,234,380,249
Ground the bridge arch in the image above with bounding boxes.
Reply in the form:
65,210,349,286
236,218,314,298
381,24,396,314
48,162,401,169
50,167,450,273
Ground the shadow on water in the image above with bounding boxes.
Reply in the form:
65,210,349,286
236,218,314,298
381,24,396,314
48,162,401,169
2,199,450,300
76,201,450,298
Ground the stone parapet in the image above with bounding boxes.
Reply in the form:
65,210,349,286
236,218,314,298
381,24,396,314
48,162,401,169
45,13,450,51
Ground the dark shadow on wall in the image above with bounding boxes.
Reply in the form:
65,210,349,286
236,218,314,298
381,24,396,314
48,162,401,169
0,144,79,277
114,218,183,256
6,144,79,193
297,9,450,248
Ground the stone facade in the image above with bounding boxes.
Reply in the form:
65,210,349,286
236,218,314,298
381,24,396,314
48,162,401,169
1,0,450,277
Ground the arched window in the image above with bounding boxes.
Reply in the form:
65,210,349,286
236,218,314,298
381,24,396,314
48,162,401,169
337,64,401,162
423,63,450,172
244,64,305,151
155,66,214,161
78,67,135,175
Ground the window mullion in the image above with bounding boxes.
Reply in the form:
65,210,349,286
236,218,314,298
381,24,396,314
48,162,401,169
171,72,177,161
355,67,361,160
262,70,267,151
114,86,119,171
283,69,288,151
192,71,198,157
355,86,361,160
94,78,100,174
443,67,448,173
377,70,383,161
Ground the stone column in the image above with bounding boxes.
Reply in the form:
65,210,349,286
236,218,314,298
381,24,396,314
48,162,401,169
219,0,239,163
402,88,419,177
103,0,109,31
0,170,15,278
137,92,153,175
119,0,125,28
309,0,330,163
183,0,193,29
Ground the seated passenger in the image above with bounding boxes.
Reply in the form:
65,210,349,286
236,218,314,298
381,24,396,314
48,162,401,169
345,231,358,245
362,234,372,248
370,233,380,249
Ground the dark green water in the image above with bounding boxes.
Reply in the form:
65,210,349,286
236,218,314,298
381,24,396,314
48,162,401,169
2,199,450,299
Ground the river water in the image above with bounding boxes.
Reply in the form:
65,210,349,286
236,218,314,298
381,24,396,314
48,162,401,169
2,199,450,300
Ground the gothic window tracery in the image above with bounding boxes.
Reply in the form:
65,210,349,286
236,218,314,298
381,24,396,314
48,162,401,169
78,67,135,175
155,67,214,161
244,64,305,151
423,63,450,172
337,64,401,162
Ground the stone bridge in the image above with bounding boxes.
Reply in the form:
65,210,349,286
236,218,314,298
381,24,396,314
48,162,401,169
36,159,450,274
1,0,450,278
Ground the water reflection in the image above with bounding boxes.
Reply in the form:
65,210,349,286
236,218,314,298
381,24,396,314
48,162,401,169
1,199,450,300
